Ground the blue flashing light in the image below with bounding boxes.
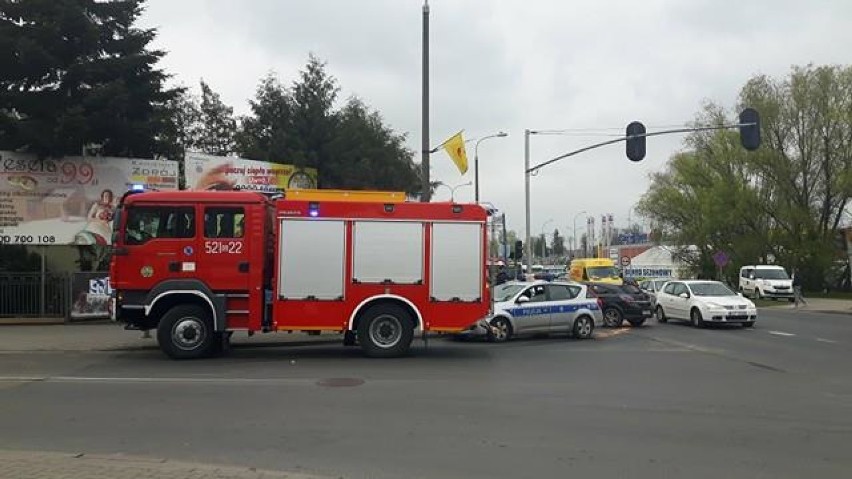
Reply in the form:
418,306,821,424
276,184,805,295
308,202,320,217
131,184,145,191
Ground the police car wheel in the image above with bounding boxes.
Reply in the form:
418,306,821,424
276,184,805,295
489,317,512,342
357,304,414,358
572,316,594,339
157,304,216,360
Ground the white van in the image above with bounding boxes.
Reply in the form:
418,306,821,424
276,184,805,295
738,265,794,301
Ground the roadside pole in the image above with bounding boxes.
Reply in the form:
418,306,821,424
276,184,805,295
39,245,45,317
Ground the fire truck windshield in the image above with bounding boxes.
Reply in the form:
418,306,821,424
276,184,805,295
123,206,195,245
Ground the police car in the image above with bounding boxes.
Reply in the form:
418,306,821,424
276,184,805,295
476,281,603,342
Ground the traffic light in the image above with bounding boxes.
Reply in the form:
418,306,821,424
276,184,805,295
739,108,761,151
626,121,646,162
514,240,523,260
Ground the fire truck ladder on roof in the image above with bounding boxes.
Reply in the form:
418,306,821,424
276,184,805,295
283,189,407,203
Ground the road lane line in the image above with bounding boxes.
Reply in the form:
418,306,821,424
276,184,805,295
816,338,838,344
768,330,795,337
0,376,314,385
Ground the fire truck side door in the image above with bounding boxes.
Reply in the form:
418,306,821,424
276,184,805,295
122,205,196,290
200,206,251,292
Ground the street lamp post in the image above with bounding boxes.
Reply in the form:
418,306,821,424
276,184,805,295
436,181,472,203
572,210,587,258
474,132,508,202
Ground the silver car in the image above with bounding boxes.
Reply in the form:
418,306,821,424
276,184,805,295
639,278,670,307
482,281,603,342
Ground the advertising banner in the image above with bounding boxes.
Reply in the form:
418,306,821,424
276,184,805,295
70,272,111,320
0,151,179,245
184,152,318,193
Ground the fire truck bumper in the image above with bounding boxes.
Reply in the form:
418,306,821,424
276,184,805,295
457,318,497,338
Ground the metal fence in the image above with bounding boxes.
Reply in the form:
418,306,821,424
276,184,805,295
0,272,72,318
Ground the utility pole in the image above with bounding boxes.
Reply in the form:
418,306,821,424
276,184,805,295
420,1,430,202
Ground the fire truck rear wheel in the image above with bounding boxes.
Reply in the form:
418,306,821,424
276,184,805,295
357,304,415,358
157,304,216,360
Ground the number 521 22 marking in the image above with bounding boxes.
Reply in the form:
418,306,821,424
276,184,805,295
205,241,243,254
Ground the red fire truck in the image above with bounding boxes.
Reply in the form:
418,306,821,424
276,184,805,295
109,189,490,359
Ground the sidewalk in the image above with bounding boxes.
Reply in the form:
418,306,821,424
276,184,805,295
0,449,325,479
759,297,852,315
0,322,342,353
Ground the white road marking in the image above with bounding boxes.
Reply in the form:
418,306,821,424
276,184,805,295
816,338,838,344
768,330,796,337
0,376,313,385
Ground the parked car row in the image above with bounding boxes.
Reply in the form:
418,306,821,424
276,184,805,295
467,277,760,343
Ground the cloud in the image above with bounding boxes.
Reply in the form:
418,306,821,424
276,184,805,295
140,0,852,246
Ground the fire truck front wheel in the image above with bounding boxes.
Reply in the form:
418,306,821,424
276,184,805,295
157,304,216,360
357,304,415,358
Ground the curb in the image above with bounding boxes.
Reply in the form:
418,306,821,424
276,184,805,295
0,318,64,326
0,449,327,479
758,306,852,316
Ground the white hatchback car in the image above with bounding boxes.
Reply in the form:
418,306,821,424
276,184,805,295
479,281,603,341
655,280,757,328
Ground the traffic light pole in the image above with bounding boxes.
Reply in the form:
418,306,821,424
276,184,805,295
524,129,532,276
527,122,752,175
523,119,757,274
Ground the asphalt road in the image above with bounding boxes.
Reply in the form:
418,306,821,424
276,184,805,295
1,308,850,479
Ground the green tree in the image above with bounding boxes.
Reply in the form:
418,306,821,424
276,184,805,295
236,72,294,163
552,229,565,256
193,80,236,155
0,245,40,272
326,97,421,192
289,54,338,172
0,0,178,158
638,65,852,287
236,57,422,195
157,86,200,157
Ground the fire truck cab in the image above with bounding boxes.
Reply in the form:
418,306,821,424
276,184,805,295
110,189,490,359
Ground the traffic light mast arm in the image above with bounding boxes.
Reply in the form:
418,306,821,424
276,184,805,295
526,122,755,175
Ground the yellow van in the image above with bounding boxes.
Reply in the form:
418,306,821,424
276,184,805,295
569,258,623,285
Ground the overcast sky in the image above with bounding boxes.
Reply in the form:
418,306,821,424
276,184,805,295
140,0,852,242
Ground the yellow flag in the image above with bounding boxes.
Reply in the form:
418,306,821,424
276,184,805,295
442,131,468,174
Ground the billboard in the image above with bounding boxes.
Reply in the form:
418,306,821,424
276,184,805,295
184,152,318,193
0,151,179,245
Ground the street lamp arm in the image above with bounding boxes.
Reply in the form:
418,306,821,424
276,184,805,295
526,122,753,174
473,131,508,203
475,132,508,150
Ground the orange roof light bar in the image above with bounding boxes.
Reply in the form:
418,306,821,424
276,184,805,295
285,189,406,203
